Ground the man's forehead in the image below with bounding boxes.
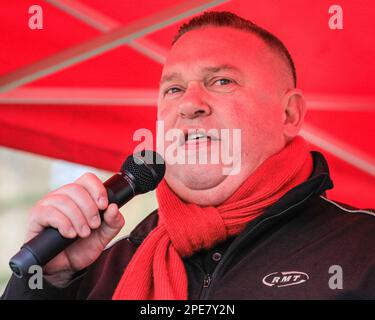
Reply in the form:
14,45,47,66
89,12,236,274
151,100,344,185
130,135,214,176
168,26,266,56
160,27,269,79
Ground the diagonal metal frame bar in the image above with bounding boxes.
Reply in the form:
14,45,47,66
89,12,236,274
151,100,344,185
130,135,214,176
47,0,168,64
301,123,375,177
46,0,121,32
0,0,228,93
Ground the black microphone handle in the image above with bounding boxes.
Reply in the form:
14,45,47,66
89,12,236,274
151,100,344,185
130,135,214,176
9,172,136,279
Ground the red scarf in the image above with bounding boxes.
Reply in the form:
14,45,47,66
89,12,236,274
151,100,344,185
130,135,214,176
112,136,313,299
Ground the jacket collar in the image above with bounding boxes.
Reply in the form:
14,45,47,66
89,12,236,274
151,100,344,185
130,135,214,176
129,151,334,244
309,151,334,194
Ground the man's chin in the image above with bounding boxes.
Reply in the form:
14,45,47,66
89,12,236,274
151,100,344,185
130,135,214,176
167,164,227,191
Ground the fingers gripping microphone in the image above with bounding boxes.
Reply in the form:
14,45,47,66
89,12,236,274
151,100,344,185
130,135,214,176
9,150,165,278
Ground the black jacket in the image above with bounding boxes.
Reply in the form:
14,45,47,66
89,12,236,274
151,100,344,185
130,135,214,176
2,152,375,300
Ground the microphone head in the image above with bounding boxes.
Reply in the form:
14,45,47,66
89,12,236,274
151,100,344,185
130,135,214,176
121,150,165,193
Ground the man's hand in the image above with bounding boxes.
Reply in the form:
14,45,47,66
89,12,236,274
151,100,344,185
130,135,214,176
25,172,125,285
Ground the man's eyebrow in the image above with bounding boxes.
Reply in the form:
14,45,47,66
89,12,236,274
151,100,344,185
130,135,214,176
159,64,241,85
201,64,241,74
160,72,182,85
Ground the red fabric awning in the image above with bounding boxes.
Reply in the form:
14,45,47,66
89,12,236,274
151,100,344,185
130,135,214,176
0,0,374,207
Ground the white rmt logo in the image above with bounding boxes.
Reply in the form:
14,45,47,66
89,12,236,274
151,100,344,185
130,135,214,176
262,271,309,288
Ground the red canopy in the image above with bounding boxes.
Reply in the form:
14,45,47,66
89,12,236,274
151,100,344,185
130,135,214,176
0,0,374,207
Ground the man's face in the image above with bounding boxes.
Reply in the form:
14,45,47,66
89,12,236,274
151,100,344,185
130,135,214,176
157,26,293,206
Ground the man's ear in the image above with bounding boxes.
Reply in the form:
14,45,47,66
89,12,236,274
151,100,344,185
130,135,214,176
281,89,307,140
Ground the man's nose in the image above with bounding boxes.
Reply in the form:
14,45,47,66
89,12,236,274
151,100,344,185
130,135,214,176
178,83,211,119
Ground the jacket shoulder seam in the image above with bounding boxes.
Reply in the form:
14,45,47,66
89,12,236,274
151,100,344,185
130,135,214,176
320,196,375,217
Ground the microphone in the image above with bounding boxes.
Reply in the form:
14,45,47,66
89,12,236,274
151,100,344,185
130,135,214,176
9,150,165,279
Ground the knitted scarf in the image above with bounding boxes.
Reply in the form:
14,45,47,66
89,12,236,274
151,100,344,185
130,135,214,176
112,136,313,299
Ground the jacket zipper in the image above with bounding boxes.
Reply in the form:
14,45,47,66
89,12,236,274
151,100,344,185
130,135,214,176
199,190,316,300
203,273,212,288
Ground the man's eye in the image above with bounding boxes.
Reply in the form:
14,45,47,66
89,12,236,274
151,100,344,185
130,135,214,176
213,78,233,86
165,87,181,95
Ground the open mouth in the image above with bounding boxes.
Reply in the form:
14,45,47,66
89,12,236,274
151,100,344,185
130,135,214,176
185,132,211,142
182,130,220,148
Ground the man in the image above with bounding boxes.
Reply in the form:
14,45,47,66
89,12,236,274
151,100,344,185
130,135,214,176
2,11,375,300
